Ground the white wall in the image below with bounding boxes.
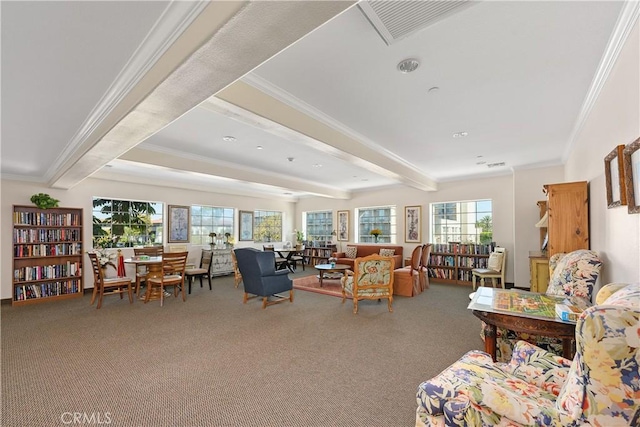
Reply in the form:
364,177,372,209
564,20,640,285
1,178,296,299
297,174,519,284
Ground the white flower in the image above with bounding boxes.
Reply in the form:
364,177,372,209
93,249,116,267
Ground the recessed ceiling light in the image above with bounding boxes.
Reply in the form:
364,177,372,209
453,132,468,138
428,86,440,93
284,192,293,195
222,136,236,142
104,164,113,168
313,163,322,168
256,145,263,150
287,157,294,162
397,58,419,73
361,178,369,182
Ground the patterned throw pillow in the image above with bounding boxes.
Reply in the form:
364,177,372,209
379,248,395,257
344,246,358,259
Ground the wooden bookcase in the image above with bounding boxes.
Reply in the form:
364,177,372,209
428,243,493,285
12,205,84,306
304,244,337,266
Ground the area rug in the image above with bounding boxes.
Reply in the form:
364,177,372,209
292,275,350,298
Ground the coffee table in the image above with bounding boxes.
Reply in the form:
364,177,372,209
468,287,590,361
314,264,350,287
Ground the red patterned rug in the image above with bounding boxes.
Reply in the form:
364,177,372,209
292,275,350,298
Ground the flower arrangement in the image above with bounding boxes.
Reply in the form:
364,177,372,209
227,237,236,245
93,249,116,267
370,229,382,237
295,229,305,243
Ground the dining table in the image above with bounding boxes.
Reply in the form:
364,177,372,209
273,248,304,273
124,256,166,300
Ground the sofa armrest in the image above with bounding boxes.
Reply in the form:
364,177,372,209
333,252,345,258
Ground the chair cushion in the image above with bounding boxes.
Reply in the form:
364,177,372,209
185,268,207,275
380,248,395,257
487,252,503,271
546,249,601,298
344,246,358,259
342,277,391,296
149,274,183,284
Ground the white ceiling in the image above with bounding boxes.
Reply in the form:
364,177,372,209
1,1,629,201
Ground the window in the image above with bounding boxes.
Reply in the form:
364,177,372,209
304,210,333,242
355,206,397,243
430,200,492,244
253,210,282,243
190,205,234,245
92,198,163,248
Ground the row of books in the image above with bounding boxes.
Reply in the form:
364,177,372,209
13,228,81,244
430,242,496,254
13,211,81,227
14,243,83,258
14,261,81,282
14,279,81,300
458,257,489,268
427,268,457,280
428,255,456,266
458,270,475,282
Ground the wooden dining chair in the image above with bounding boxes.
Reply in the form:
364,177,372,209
133,246,163,297
88,252,133,309
263,245,287,270
145,251,188,306
231,250,243,288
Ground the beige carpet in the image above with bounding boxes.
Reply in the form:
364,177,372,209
1,272,484,427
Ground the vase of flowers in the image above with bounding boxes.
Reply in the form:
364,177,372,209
370,228,382,243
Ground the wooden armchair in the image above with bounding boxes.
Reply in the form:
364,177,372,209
231,250,243,288
88,252,133,309
341,254,394,314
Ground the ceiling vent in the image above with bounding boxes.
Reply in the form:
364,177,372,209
359,0,474,46
487,162,506,168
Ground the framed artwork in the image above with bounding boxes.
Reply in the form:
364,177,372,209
623,137,640,214
337,210,349,241
604,144,627,208
239,210,254,241
404,205,421,243
168,205,190,243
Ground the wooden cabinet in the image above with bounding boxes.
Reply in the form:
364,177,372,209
529,251,550,293
12,205,83,305
210,248,234,276
544,181,589,258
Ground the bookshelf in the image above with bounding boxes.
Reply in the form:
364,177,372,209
12,205,83,306
304,244,337,266
428,242,494,285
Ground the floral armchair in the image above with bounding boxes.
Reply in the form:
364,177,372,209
341,253,394,314
491,249,602,361
416,282,640,426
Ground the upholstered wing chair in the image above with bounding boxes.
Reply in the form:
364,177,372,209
234,248,293,309
490,249,602,361
417,282,640,426
341,254,394,314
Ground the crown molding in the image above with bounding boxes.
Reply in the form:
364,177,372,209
43,1,210,183
563,0,640,162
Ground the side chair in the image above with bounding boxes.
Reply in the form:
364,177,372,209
185,249,213,294
145,251,188,306
88,252,133,309
471,247,506,290
419,243,432,290
341,254,394,314
393,245,422,297
231,250,243,288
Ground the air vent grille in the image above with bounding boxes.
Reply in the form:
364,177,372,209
487,162,506,168
359,0,473,45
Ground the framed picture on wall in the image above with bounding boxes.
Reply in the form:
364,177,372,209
404,205,421,243
337,210,349,241
239,210,254,241
168,205,190,243
623,137,640,214
604,144,627,208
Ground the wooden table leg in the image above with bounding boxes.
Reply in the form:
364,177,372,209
319,271,324,287
562,338,574,359
483,322,497,361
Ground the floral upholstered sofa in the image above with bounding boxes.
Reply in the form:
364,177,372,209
416,282,640,426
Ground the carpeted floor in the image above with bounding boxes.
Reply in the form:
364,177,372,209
1,270,484,427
